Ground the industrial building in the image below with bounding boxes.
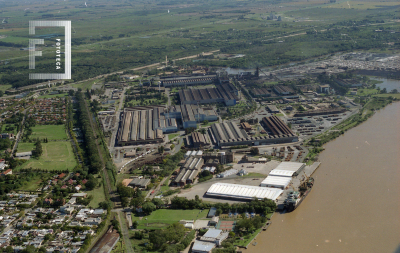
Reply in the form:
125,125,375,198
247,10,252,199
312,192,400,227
266,105,279,113
209,121,297,147
202,151,234,165
164,104,218,129
273,85,295,95
117,107,166,146
178,83,239,106
186,132,211,148
206,183,283,201
251,88,271,97
173,157,204,186
162,75,217,87
261,116,294,136
260,162,305,189
260,176,292,189
128,178,151,189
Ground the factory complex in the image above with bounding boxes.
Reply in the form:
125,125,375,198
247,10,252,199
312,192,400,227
117,104,218,146
209,117,298,147
178,83,239,106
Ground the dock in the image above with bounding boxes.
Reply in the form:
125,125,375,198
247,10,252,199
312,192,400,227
276,162,321,210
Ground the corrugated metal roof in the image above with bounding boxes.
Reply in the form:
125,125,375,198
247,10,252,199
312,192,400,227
206,183,283,201
274,162,305,172
268,169,295,177
260,176,292,189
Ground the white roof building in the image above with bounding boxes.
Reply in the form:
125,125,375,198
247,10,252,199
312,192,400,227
268,169,296,177
260,176,292,189
273,162,305,175
206,183,283,201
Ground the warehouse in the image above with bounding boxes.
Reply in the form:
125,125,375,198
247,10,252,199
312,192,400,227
173,157,204,186
186,131,210,148
206,183,283,201
273,85,294,95
271,162,305,176
209,121,298,147
261,116,294,136
260,176,292,189
162,75,216,87
293,108,346,117
164,104,218,129
117,107,166,146
266,105,279,113
251,88,271,97
128,178,151,189
178,83,239,106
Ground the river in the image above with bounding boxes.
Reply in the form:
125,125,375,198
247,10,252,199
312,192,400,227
372,77,400,93
246,101,400,253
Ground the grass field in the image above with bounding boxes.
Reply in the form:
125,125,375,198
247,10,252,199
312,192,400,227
132,209,209,229
1,124,18,135
373,93,400,99
17,175,43,192
85,176,106,208
37,93,68,99
0,85,12,92
30,125,68,140
17,142,35,153
168,133,180,141
16,141,77,171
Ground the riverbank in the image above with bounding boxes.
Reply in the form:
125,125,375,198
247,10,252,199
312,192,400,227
246,101,400,253
307,96,397,147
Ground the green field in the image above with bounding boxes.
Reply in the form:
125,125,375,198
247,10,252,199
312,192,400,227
168,133,180,141
373,93,400,99
85,176,106,208
16,141,77,171
17,142,35,153
1,124,18,135
17,174,44,192
30,125,68,140
37,93,68,99
132,209,209,229
0,85,12,92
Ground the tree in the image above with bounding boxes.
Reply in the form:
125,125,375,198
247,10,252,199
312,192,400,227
202,120,209,125
158,146,165,154
85,178,97,190
380,88,387,94
32,140,43,158
151,198,164,208
199,128,206,134
142,202,156,214
250,147,259,156
391,89,398,94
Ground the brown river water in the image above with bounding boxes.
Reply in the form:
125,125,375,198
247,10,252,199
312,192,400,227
246,102,400,253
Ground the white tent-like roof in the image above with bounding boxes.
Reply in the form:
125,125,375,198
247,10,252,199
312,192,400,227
260,176,292,189
269,169,296,177
273,162,305,173
206,183,283,201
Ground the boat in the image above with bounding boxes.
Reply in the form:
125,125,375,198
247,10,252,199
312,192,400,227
284,177,314,212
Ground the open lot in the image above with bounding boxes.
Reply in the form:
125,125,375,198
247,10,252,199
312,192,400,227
17,175,43,192
30,125,68,140
16,141,77,171
132,209,209,230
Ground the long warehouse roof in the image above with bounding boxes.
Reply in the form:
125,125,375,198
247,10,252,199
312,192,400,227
268,169,296,177
274,162,305,172
206,183,283,201
260,176,292,189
